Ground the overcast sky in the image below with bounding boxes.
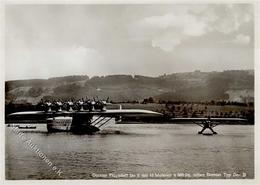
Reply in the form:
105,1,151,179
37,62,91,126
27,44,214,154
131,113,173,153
5,4,254,80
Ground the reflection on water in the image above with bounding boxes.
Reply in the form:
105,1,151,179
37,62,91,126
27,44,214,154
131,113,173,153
5,124,254,179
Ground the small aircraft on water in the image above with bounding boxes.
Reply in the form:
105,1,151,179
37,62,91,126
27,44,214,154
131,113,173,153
6,98,249,135
170,117,247,135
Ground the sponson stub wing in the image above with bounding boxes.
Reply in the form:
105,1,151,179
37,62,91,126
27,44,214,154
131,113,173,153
6,111,50,124
170,117,247,123
8,111,46,116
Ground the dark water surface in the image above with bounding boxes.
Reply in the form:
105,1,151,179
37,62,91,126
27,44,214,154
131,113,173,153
5,124,254,179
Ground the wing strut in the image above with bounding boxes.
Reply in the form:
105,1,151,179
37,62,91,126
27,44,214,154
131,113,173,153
97,117,113,128
198,120,218,135
92,116,105,126
90,116,114,129
192,121,204,128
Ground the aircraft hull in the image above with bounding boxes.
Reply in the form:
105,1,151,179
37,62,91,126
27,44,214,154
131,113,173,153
46,116,100,134
47,117,73,132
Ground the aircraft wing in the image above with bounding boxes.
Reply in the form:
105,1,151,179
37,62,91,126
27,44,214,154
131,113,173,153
7,109,162,116
171,118,207,122
6,109,162,124
74,109,163,116
170,117,247,123
208,118,247,122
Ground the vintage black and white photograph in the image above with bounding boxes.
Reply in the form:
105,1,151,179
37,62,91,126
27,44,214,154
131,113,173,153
3,2,255,181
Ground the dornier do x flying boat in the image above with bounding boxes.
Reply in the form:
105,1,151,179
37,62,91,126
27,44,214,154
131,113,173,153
6,98,249,135
6,98,162,134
